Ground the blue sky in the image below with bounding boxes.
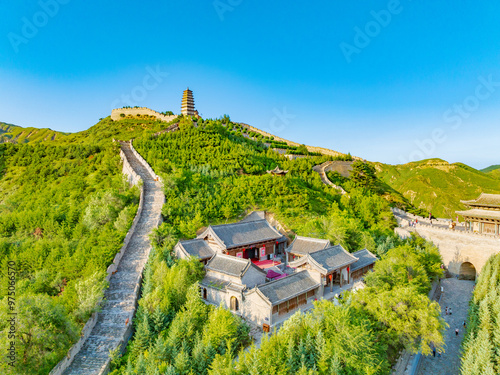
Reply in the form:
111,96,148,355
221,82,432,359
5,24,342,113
1,1,500,169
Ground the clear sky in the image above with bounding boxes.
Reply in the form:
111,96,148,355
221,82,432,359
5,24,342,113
1,1,500,169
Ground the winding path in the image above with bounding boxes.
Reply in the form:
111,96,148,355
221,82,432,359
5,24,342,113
312,161,347,194
61,143,164,375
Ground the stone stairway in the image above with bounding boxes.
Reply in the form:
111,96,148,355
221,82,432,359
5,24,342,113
61,143,164,375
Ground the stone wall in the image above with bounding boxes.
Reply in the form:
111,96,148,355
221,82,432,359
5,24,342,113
49,151,145,375
414,225,500,275
129,140,164,187
392,208,500,276
121,148,142,186
239,123,359,159
312,161,347,194
111,107,177,122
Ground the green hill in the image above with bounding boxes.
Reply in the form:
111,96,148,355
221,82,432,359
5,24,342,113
375,158,500,219
0,116,179,374
481,164,500,173
0,115,402,374
0,122,70,143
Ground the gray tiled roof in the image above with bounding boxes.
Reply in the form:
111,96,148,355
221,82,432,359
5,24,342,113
200,276,231,289
178,239,214,260
206,219,282,249
240,211,266,222
351,249,378,272
462,193,500,208
308,245,358,273
257,271,319,304
206,254,264,277
287,236,330,255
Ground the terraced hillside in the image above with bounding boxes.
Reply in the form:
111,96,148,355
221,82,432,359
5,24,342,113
375,159,500,219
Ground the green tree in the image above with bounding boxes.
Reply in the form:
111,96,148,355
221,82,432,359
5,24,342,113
0,294,77,374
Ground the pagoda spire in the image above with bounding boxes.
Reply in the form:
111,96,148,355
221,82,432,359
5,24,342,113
181,88,195,116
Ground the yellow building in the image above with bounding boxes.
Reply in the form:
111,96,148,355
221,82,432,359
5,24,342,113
457,193,500,235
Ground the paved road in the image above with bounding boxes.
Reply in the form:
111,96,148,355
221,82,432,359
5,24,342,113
62,143,164,375
417,278,474,375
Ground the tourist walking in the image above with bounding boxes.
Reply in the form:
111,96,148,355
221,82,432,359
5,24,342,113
433,347,436,357
463,320,466,328
455,328,459,336
445,307,448,315
449,307,452,315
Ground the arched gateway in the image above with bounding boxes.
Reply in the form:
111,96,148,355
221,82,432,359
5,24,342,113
459,262,476,280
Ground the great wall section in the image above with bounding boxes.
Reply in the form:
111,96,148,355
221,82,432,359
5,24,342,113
50,141,164,375
313,166,500,278
312,161,348,195
393,208,500,277
111,107,177,122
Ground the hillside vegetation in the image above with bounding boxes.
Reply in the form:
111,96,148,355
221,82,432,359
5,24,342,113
0,114,447,375
481,164,500,174
0,116,181,374
461,253,500,374
108,117,444,375
375,159,500,219
0,122,69,143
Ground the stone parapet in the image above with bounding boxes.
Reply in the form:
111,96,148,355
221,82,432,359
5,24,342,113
239,122,360,159
111,107,177,123
51,142,164,375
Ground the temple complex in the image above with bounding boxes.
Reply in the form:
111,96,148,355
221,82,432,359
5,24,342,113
181,87,196,116
175,211,377,330
457,193,500,236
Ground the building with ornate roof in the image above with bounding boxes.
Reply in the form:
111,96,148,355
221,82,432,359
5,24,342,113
174,238,214,265
175,212,378,330
457,193,500,236
286,235,331,262
197,218,283,259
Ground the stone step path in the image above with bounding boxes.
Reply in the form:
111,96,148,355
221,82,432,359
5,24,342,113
61,142,164,375
416,278,475,375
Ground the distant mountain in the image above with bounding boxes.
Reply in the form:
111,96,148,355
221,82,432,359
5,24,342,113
482,164,500,179
375,158,500,219
481,164,500,173
0,121,70,143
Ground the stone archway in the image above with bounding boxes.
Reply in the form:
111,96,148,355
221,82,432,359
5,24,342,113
459,262,476,280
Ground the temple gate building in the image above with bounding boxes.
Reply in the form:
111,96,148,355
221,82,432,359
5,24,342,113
457,193,500,236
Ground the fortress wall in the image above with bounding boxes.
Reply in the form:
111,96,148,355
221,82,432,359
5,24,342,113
392,208,500,275
239,123,356,159
129,140,164,190
415,225,500,275
49,152,145,375
120,148,142,186
111,107,177,122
